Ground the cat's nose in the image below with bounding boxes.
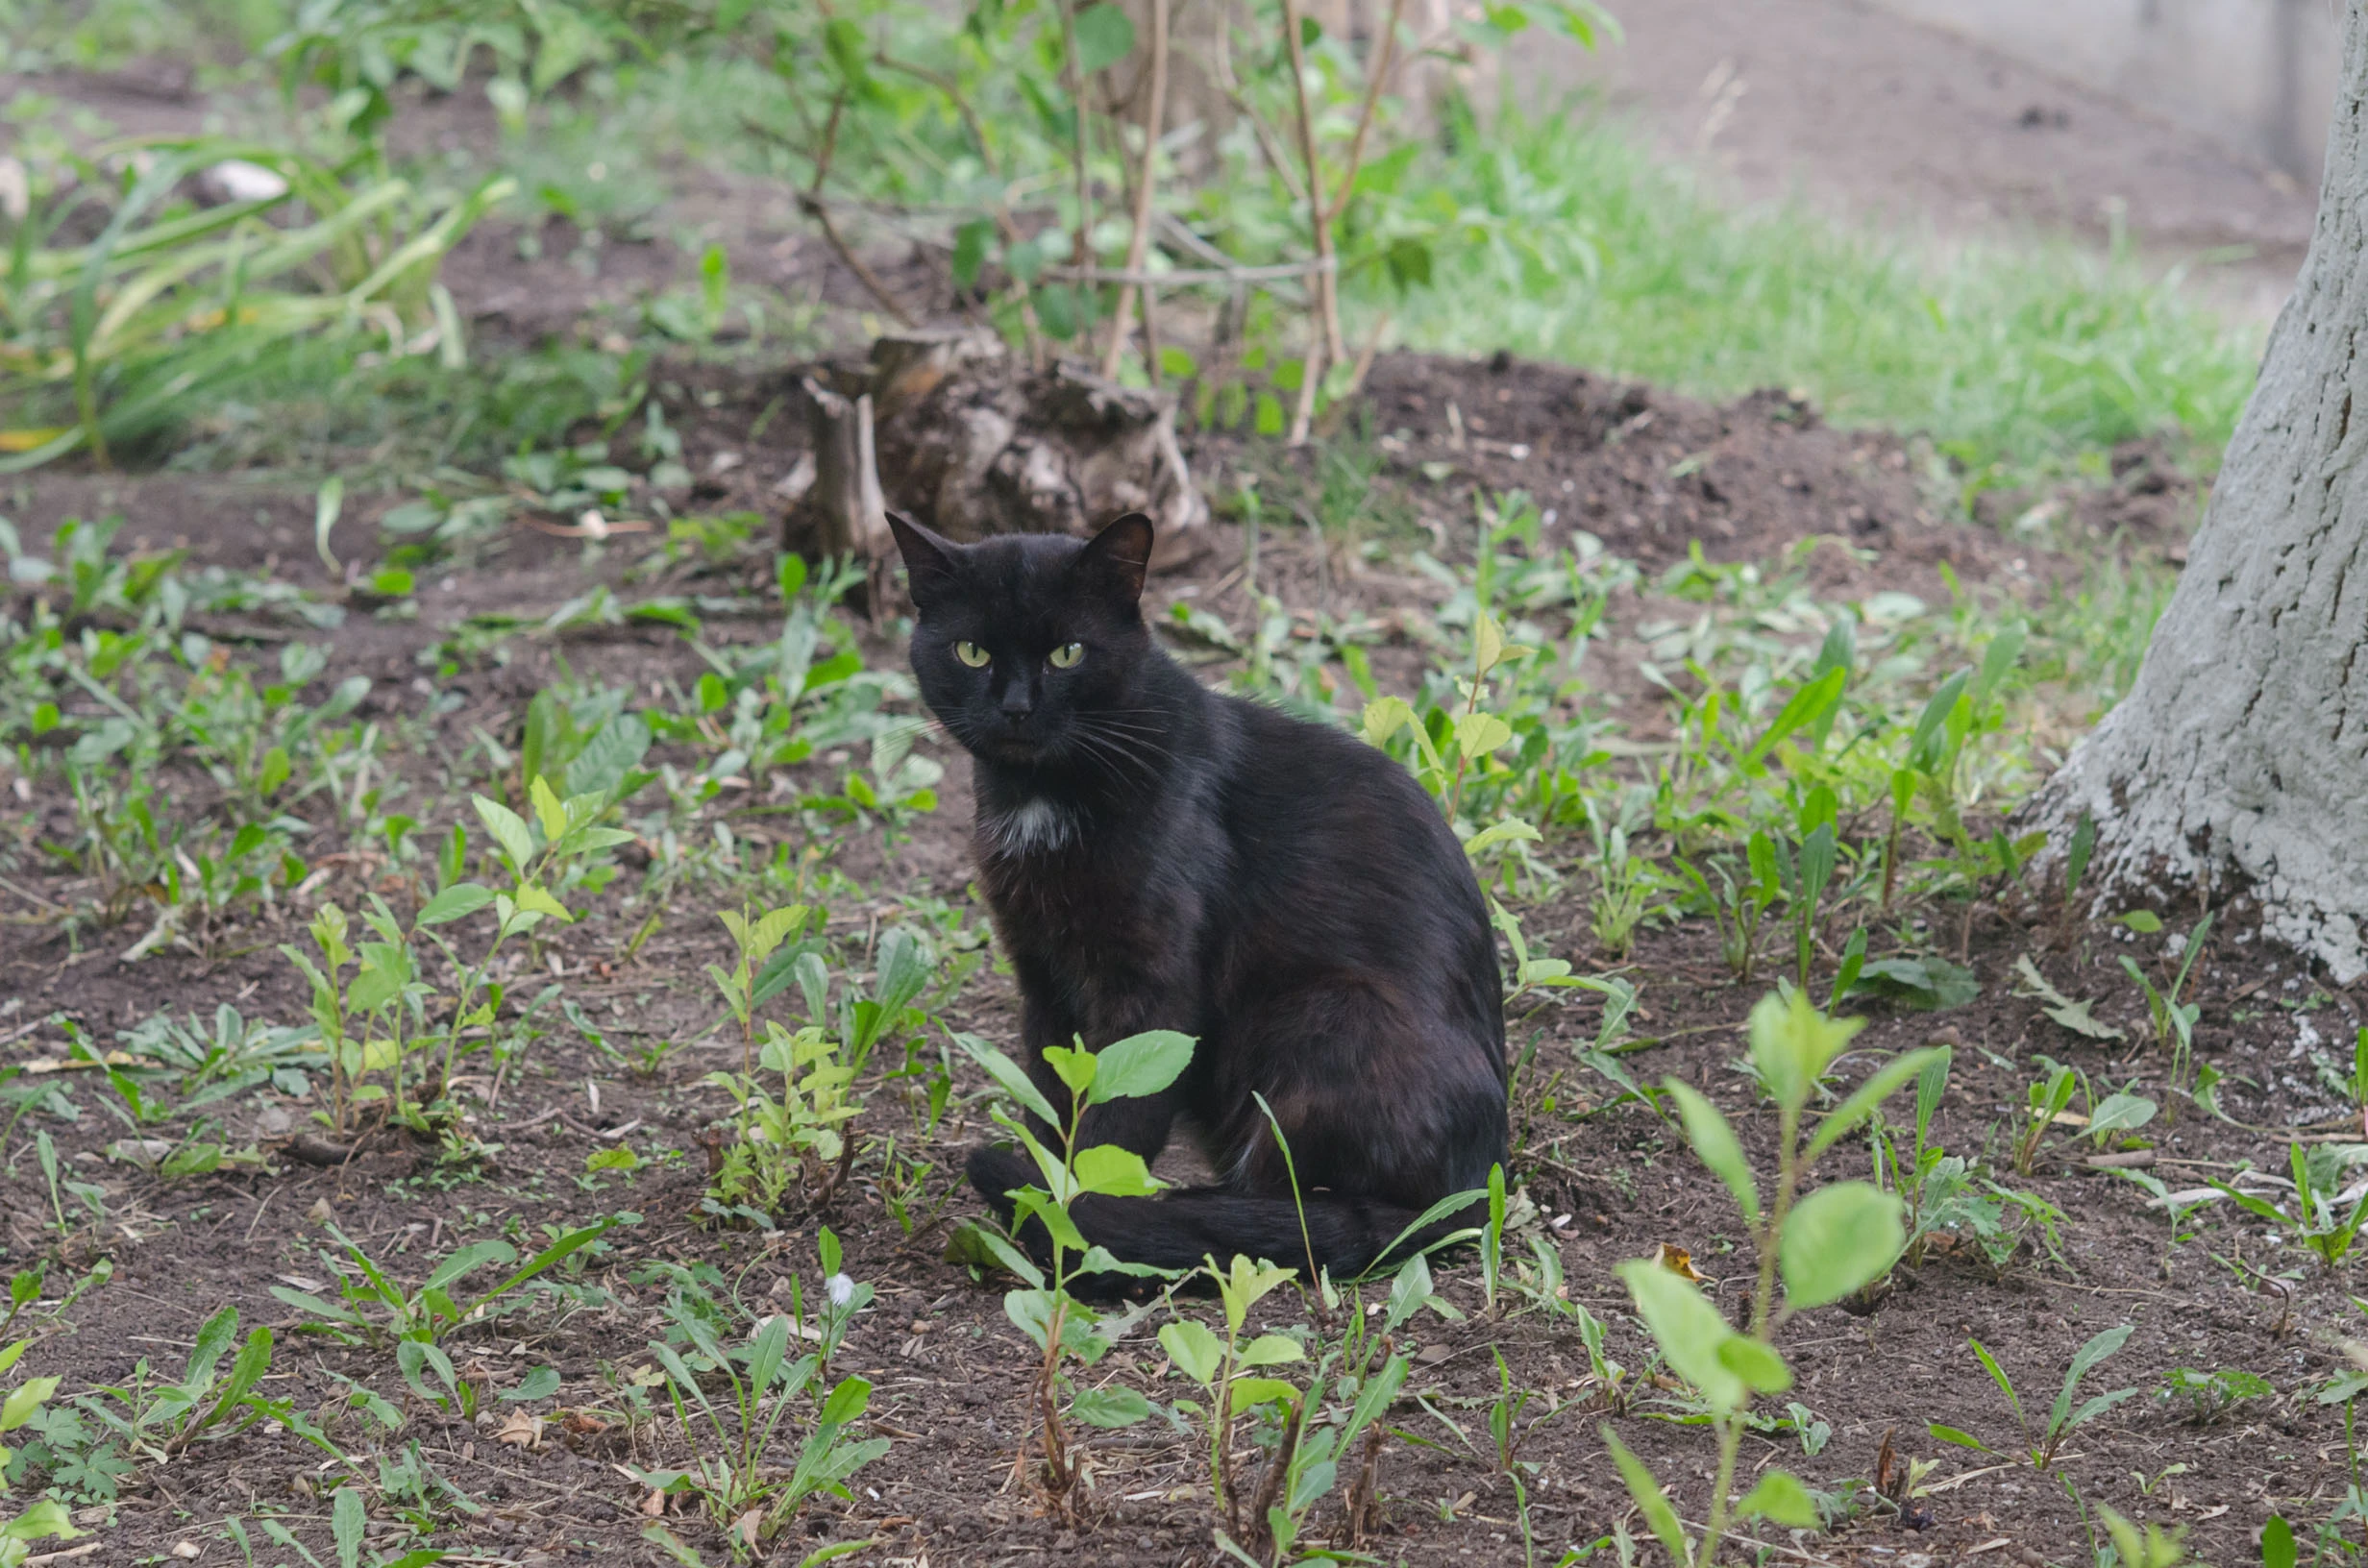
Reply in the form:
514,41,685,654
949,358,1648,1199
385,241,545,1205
999,681,1034,719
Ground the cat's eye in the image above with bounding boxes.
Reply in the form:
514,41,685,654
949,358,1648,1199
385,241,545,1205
1048,642,1084,670
954,641,991,668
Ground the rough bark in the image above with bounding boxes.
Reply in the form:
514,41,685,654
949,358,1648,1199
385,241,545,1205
2027,7,2368,980
865,333,1210,569
791,377,891,560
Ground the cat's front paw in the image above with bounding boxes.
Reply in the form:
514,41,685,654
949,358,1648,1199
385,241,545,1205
965,1142,1036,1220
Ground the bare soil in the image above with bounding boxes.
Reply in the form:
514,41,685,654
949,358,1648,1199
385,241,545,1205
2,336,2351,1568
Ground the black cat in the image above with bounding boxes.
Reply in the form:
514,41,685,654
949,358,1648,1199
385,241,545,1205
891,508,1507,1279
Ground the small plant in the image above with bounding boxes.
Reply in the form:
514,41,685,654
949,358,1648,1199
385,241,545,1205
271,1218,622,1350
1931,1325,2137,1468
0,1341,80,1566
1604,991,1940,1564
632,1276,889,1556
956,1029,1196,1519
2157,1366,2270,1426
1162,1251,1435,1559
2096,1506,2193,1568
77,1304,273,1462
236,1486,445,1568
706,903,813,1076
2119,914,2212,1103
2013,1058,2080,1175
702,1022,864,1220
2209,1143,2368,1270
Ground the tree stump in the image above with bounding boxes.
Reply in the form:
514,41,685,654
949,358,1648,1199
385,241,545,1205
793,376,890,560
783,331,1210,572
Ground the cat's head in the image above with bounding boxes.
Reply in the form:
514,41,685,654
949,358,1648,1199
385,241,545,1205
888,510,1157,772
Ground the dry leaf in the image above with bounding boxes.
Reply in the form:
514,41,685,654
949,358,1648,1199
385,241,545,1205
493,1410,543,1451
730,1509,763,1551
1656,1243,1705,1283
640,1488,666,1518
170,1544,201,1561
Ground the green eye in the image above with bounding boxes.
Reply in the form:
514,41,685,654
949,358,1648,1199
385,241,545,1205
954,641,990,668
1048,642,1083,670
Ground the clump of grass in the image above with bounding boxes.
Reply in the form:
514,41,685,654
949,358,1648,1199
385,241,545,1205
1375,104,2260,486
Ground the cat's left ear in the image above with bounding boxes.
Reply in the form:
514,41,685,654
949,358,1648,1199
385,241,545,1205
887,509,962,608
1075,512,1154,605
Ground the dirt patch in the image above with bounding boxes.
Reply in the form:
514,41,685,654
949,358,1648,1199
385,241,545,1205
0,343,2344,1568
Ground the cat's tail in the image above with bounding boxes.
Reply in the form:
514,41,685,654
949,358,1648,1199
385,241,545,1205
967,1146,1479,1284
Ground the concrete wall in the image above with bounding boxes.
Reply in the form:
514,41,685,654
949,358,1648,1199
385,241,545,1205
1874,0,2341,185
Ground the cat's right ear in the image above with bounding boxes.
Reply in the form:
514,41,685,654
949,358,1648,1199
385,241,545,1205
887,510,961,608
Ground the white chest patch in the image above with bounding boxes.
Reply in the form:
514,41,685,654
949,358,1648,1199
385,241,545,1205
984,796,1073,856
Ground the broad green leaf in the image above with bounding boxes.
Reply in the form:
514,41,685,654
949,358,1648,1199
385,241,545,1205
945,1219,1045,1288
1804,1047,1947,1162
1089,1030,1196,1103
1360,696,1416,746
1072,2,1136,71
332,1486,367,1568
472,794,534,870
1228,1377,1301,1414
1616,1258,1744,1412
0,1499,76,1547
529,775,566,841
955,1034,1060,1125
1778,1182,1903,1310
1746,990,1863,1115
1072,1385,1151,1428
2010,954,2125,1041
1602,1425,1691,1564
1158,1320,1223,1384
1238,1334,1305,1369
1737,1468,1817,1527
1073,1143,1162,1198
818,1375,873,1427
417,882,495,927
2087,1092,2158,1139
1,1378,60,1431
1044,1043,1098,1099
563,713,651,800
504,1365,561,1402
1716,1335,1791,1396
513,883,573,922
1927,1422,1989,1451
1473,611,1507,675
1664,1082,1758,1225
1453,711,1514,762
2263,1514,2297,1568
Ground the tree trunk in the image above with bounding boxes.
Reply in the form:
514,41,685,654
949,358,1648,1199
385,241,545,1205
2026,6,2368,980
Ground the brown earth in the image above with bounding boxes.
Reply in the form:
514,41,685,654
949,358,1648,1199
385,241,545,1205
0,339,2349,1568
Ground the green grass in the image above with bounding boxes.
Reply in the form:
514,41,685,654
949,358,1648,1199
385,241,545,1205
1369,107,2263,485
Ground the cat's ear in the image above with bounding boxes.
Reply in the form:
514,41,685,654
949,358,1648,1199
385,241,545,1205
1075,512,1154,605
887,510,961,607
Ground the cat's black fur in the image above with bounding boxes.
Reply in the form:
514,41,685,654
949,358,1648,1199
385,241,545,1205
891,509,1507,1280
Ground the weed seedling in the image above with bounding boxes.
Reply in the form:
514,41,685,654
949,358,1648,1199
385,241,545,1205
1932,1325,2137,1468
2157,1366,2270,1425
2119,913,2212,1106
77,1304,273,1462
2209,1142,2368,1270
1604,991,1941,1563
956,1029,1196,1518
